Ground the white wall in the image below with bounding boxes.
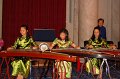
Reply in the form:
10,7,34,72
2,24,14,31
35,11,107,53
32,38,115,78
98,0,120,45
66,0,120,46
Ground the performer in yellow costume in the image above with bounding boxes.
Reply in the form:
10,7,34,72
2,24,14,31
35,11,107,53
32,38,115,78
7,25,37,79
50,28,79,79
86,27,116,75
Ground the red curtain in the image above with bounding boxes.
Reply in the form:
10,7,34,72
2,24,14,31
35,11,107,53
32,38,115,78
2,0,66,48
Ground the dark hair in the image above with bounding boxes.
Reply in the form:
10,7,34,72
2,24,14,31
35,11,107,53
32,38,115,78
21,24,29,30
91,27,102,42
58,28,69,41
98,18,104,23
20,24,30,39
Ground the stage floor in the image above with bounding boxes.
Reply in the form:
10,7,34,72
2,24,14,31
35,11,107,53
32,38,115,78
1,61,120,79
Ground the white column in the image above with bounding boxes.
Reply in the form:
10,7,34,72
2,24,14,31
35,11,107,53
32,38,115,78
66,0,79,45
98,0,112,41
78,0,98,46
0,0,2,38
98,0,120,45
73,0,79,45
66,0,74,41
111,0,120,45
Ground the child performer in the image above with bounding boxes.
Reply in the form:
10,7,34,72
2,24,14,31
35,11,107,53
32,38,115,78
50,28,79,79
7,25,38,79
86,27,116,75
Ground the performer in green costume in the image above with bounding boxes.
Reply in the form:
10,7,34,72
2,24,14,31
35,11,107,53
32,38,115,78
50,28,79,79
86,27,116,75
7,25,37,79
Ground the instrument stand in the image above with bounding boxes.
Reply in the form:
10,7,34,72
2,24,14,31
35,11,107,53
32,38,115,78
98,58,111,79
77,57,95,79
30,59,53,79
40,59,54,79
0,57,11,79
109,60,120,74
30,59,42,79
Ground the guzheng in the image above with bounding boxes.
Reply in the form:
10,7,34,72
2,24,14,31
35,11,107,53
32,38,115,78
0,49,76,62
51,48,120,79
0,48,120,79
0,49,76,79
51,48,120,60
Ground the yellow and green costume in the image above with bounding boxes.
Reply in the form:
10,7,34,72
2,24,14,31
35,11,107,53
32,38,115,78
11,36,36,78
53,38,73,78
86,38,108,74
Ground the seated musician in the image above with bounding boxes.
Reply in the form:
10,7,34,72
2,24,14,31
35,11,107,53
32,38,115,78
86,27,116,75
50,28,79,79
7,25,38,79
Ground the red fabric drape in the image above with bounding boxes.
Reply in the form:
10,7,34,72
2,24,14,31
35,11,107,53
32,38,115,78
2,0,66,48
